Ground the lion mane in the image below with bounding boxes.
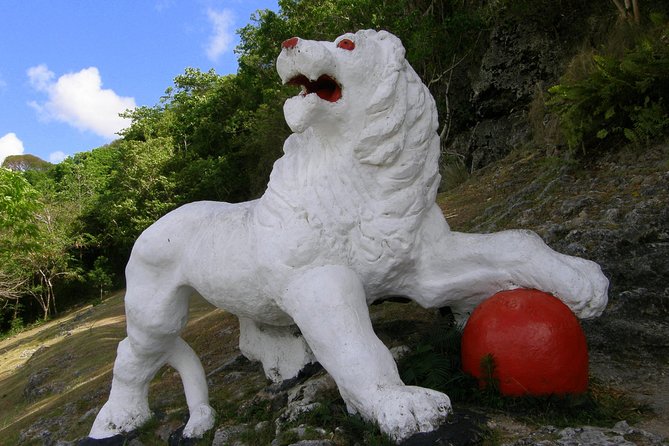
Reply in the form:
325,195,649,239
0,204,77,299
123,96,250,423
257,30,441,285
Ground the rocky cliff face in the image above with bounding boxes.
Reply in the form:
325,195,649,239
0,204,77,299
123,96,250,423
439,3,668,384
450,145,669,362
445,3,609,171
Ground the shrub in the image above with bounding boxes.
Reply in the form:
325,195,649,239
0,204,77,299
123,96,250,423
439,159,470,191
547,15,669,155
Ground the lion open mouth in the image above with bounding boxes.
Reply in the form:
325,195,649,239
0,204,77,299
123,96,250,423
287,74,342,102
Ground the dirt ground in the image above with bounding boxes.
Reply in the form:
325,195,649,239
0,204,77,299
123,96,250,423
589,351,669,438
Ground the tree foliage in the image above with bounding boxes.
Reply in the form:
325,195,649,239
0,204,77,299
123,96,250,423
0,169,41,324
2,154,52,172
0,168,41,245
88,138,177,263
548,14,669,153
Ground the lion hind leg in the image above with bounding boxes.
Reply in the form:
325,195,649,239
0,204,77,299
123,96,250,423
89,337,168,438
167,337,215,438
90,281,213,439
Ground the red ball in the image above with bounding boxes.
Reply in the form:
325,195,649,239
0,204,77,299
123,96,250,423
461,289,588,397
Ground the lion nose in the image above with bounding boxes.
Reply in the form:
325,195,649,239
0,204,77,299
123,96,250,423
282,37,299,49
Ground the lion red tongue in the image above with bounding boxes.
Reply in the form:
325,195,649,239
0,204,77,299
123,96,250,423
288,74,342,102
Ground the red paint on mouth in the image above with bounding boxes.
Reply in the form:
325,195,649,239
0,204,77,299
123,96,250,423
287,74,342,102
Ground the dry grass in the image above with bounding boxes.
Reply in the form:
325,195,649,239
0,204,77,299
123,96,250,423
436,148,546,232
0,291,240,445
0,292,126,443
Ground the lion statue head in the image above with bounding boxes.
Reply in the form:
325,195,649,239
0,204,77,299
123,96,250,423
262,31,442,273
276,29,440,169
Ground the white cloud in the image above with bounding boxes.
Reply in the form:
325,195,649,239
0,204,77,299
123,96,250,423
27,64,136,139
0,133,25,166
27,64,54,91
205,8,235,62
49,151,67,164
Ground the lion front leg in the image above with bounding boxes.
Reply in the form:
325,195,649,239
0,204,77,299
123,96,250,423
413,226,609,320
279,265,451,443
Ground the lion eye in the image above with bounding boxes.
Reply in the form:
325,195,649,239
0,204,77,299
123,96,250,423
337,39,355,51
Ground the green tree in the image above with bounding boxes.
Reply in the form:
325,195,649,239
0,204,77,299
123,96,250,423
52,147,119,214
87,138,177,268
0,168,41,327
2,163,94,326
2,154,52,172
26,201,78,319
0,169,41,244
88,256,113,301
548,14,669,153
121,67,284,203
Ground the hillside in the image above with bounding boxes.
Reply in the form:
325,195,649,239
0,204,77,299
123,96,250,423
438,142,669,440
1,141,667,445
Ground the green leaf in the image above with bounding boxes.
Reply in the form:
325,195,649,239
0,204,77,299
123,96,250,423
623,128,637,142
596,129,609,139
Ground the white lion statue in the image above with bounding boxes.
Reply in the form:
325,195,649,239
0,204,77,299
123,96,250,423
89,30,608,442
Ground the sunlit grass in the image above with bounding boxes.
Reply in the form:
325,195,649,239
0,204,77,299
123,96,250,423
0,291,233,445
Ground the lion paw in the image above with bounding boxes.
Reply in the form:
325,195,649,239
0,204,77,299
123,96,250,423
371,385,452,442
89,401,152,438
183,403,216,438
555,256,609,319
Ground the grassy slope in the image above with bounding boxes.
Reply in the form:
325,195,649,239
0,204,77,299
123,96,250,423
0,293,125,443
0,293,254,445
1,143,668,444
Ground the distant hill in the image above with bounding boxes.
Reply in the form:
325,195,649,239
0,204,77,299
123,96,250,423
2,154,51,171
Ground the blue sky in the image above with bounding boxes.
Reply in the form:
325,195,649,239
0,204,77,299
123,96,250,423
0,0,279,165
